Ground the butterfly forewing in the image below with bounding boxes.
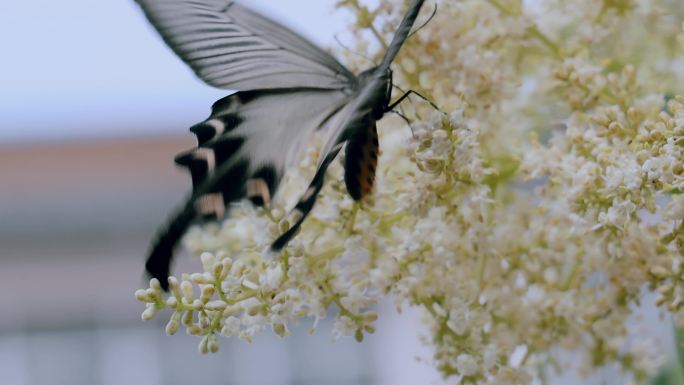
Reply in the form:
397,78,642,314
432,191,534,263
135,0,355,91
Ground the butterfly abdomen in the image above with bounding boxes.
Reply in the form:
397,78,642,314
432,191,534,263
344,120,379,201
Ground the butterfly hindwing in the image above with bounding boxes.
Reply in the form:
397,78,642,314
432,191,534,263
147,89,350,288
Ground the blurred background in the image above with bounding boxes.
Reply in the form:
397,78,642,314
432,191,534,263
0,1,679,385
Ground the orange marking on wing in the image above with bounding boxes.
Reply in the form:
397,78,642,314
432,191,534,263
246,178,271,205
197,193,225,218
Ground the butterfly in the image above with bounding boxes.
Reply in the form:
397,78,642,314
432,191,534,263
135,0,427,290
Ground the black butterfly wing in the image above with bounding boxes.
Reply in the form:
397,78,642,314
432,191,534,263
134,0,356,91
146,89,351,288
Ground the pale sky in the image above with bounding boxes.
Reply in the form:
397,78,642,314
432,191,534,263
0,0,347,143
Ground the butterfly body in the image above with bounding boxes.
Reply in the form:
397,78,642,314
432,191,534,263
341,67,391,200
136,0,426,289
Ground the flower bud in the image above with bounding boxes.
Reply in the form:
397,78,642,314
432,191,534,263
141,305,158,321
354,329,364,342
181,281,194,300
206,300,228,311
149,278,162,291
191,273,210,285
273,323,289,337
135,289,150,302
200,252,215,271
187,324,203,336
650,265,670,278
363,312,379,322
166,297,178,308
220,258,232,279
198,336,209,354
200,286,215,304
168,277,182,298
208,335,219,353
247,304,262,317
223,305,241,317
165,319,179,335
192,299,203,310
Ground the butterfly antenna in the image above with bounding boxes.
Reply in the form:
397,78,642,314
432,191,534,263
334,34,376,66
408,3,437,39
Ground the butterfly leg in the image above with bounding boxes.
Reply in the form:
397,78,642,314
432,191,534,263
386,90,442,113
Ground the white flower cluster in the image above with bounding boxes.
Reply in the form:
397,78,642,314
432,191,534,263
138,0,684,383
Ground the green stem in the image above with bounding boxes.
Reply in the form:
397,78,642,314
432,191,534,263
527,26,561,57
322,279,362,322
217,289,259,306
487,0,517,15
280,251,290,285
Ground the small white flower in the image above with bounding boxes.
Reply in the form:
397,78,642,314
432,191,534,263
447,307,469,335
220,316,241,337
259,264,283,291
483,346,498,370
456,353,479,376
509,345,528,368
333,316,356,340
